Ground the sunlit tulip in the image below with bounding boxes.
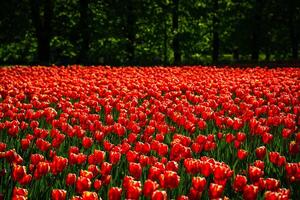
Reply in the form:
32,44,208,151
51,189,66,200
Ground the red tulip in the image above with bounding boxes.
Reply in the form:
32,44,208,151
248,166,264,182
157,143,168,157
51,189,67,200
213,166,228,180
207,134,215,142
233,118,243,130
204,141,216,151
4,149,17,163
200,162,212,177
101,162,112,176
108,187,122,200
0,142,6,151
80,170,94,180
139,155,150,167
225,133,235,143
289,141,300,155
191,143,203,153
129,162,142,179
82,136,93,149
30,154,45,165
262,132,273,144
13,187,28,197
121,142,131,154
77,153,87,165
66,173,76,186
88,154,96,165
188,187,202,200
36,138,51,152
265,178,280,191
184,158,199,174
233,174,247,192
163,170,180,189
148,166,163,181
166,161,179,172
93,179,102,191
257,177,266,190
102,174,111,185
277,156,286,167
126,150,139,162
217,132,223,140
282,128,292,138
128,133,138,144
269,152,280,165
18,174,32,185
192,176,206,192
30,120,39,130
236,132,246,142
12,165,26,181
76,176,92,194
197,119,207,130
209,183,224,199
20,139,30,150
242,184,258,200
109,151,121,165
69,146,80,154
264,191,281,200
160,157,167,164
52,133,65,148
151,190,167,200
94,131,105,142
285,163,297,176
143,179,159,197
122,175,135,189
82,191,98,200
234,140,241,149
237,149,248,160
35,161,50,179
176,195,189,200
253,160,265,170
106,114,114,125
126,184,141,199
69,153,78,165
51,156,68,175
88,164,100,177
196,134,207,144
255,146,266,160
264,188,290,199
93,149,105,164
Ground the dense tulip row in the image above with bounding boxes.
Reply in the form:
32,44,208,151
0,66,299,199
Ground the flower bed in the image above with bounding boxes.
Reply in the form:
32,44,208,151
0,66,299,199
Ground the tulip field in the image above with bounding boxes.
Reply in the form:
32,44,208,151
0,66,300,200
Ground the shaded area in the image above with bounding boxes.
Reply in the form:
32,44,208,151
0,0,299,66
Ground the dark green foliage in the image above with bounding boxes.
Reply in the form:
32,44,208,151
0,0,299,65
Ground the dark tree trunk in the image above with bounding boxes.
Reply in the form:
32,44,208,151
212,0,219,63
172,0,180,65
233,47,239,62
126,0,135,65
30,0,53,64
251,0,263,61
251,32,259,61
163,14,168,65
78,0,89,63
288,0,298,59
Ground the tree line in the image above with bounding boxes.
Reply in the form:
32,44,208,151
0,0,299,66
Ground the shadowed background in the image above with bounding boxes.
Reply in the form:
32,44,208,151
0,0,299,66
